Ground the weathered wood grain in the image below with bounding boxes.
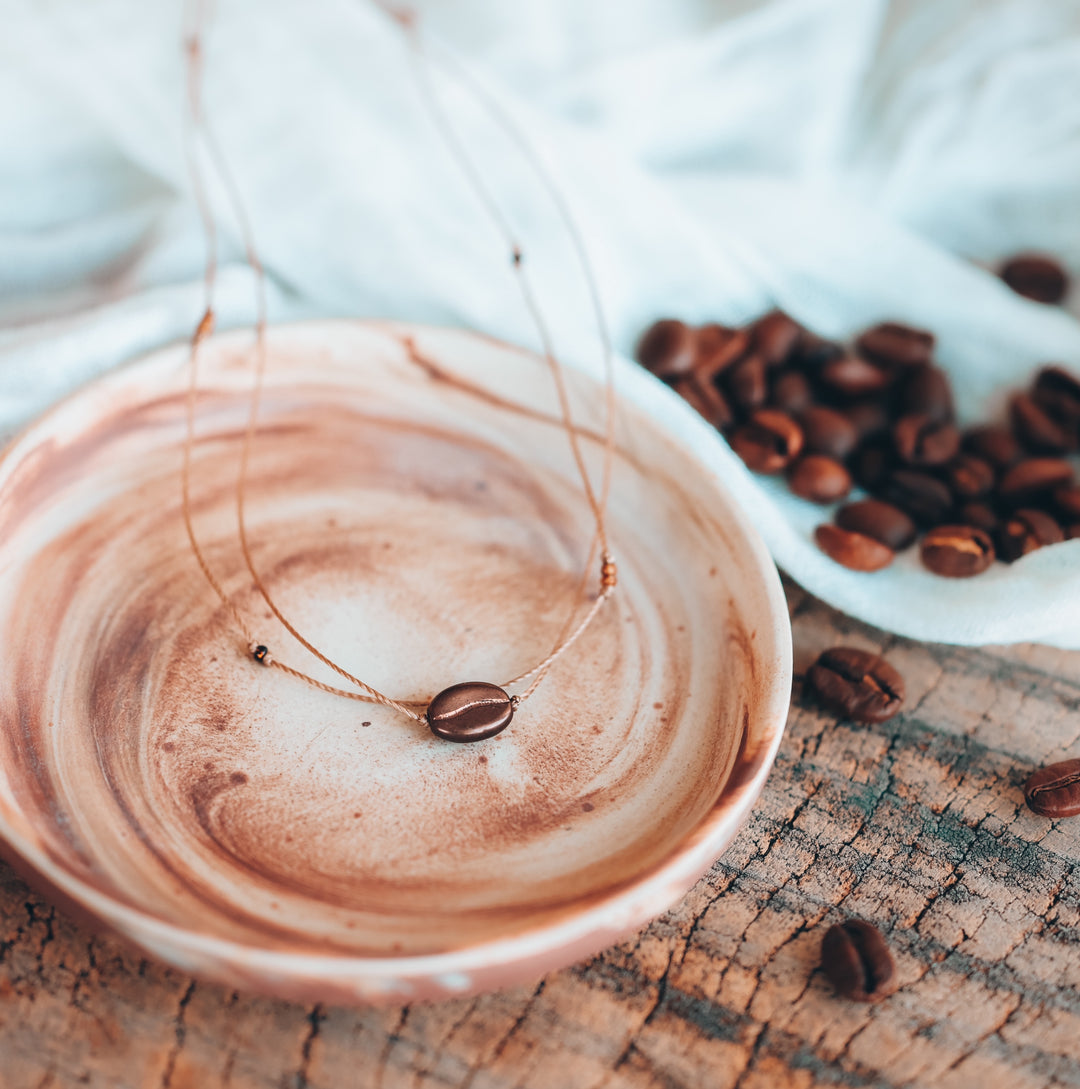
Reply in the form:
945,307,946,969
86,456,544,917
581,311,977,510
1,582,1078,1089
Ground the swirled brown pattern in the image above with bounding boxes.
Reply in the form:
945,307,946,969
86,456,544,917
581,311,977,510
0,322,789,997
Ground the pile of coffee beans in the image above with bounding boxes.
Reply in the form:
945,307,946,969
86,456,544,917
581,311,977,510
636,312,1080,576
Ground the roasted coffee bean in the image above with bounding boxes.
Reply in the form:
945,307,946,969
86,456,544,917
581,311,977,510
821,354,892,398
1000,254,1069,305
1011,393,1074,453
694,323,749,380
814,524,894,571
855,322,935,368
998,458,1075,505
879,469,953,526
807,646,905,722
843,401,892,441
788,455,852,504
1053,484,1080,522
820,919,897,1003
901,365,953,422
893,413,960,467
751,311,801,366
792,334,844,371
800,406,859,459
944,454,995,499
637,319,696,378
920,524,995,578
957,501,999,536
669,376,734,430
1067,524,1080,541
1034,364,1080,404
727,353,768,411
729,410,803,473
769,369,813,414
848,437,896,491
998,508,1065,562
835,499,917,551
962,425,1022,470
1033,366,1080,435
1024,758,1080,818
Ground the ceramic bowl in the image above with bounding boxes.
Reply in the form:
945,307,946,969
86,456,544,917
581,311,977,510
0,321,791,1003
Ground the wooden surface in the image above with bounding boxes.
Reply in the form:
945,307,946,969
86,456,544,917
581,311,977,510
1,580,1078,1089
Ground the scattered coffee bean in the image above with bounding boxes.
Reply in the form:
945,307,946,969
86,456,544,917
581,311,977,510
835,499,917,551
669,376,734,430
800,406,859,459
1000,254,1069,305
957,501,999,536
962,425,1022,470
944,454,995,500
729,410,803,473
727,353,768,411
879,469,953,526
920,524,995,578
807,646,905,723
752,311,802,366
998,458,1075,505
820,919,897,1003
1011,393,1074,454
814,524,894,571
694,323,749,380
1024,758,1080,818
893,413,960,467
821,354,892,397
770,369,813,414
902,366,953,422
788,455,852,504
998,508,1064,562
855,322,935,368
637,319,696,378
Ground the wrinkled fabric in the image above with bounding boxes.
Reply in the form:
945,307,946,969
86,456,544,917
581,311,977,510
2,0,1079,645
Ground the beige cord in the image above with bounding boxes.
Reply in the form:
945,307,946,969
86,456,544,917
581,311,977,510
180,0,619,720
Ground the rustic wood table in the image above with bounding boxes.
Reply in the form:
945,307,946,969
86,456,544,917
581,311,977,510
1,580,1077,1089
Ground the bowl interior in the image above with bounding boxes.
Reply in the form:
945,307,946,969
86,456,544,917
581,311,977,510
0,322,786,962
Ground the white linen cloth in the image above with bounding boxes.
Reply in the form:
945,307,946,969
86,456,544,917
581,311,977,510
2,0,1079,646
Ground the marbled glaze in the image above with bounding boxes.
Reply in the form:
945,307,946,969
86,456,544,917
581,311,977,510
0,322,791,1001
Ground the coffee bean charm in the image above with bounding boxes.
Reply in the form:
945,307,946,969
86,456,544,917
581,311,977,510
427,682,515,742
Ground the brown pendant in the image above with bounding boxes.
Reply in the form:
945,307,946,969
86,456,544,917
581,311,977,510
426,682,514,742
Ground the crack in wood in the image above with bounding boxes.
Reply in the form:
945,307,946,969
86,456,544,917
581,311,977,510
455,980,547,1089
290,1003,326,1089
158,980,196,1089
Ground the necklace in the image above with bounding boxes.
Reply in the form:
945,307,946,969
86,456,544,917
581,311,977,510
179,0,618,742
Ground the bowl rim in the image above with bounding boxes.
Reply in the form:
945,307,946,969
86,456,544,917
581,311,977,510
0,318,792,991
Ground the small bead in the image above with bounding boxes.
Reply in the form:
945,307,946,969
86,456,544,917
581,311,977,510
251,644,270,664
194,308,215,343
